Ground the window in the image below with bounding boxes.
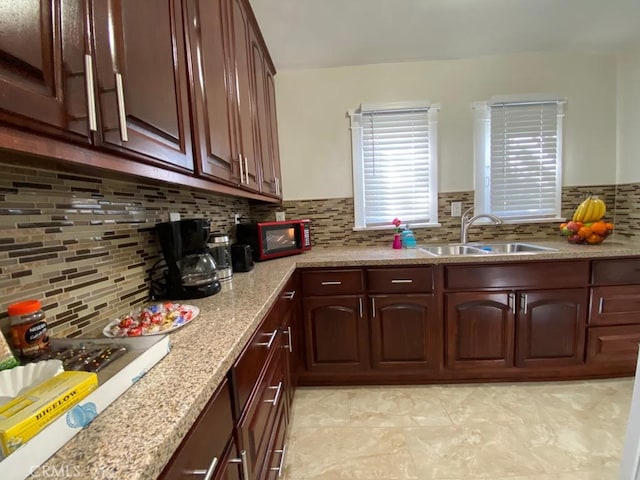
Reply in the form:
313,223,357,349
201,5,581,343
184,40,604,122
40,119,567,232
473,95,566,223
349,102,439,230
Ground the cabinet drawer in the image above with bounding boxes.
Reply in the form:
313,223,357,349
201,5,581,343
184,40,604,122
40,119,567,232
367,267,434,293
231,305,282,416
591,258,640,285
160,378,234,479
263,401,287,480
445,261,589,290
302,269,364,295
586,325,640,364
590,285,640,325
239,345,285,480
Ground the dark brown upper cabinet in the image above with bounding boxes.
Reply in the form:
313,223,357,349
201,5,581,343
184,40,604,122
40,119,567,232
0,0,91,142
90,0,194,171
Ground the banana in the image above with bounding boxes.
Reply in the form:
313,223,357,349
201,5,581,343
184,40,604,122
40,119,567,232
583,198,595,223
572,196,590,222
591,196,607,221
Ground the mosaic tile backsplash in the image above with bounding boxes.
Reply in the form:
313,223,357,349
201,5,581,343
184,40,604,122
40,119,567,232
1,151,638,339
0,159,251,338
251,183,637,247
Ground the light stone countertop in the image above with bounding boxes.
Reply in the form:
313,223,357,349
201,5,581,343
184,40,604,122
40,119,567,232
30,237,640,479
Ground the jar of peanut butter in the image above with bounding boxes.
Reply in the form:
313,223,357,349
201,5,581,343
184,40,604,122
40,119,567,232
8,299,49,357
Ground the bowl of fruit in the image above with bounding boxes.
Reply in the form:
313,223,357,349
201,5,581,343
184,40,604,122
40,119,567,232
560,195,614,245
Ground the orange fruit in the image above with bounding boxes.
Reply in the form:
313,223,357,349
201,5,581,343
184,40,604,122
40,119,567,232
586,234,602,244
591,222,607,235
577,227,592,239
605,222,614,230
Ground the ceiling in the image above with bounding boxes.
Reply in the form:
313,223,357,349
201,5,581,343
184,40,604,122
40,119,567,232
249,0,640,71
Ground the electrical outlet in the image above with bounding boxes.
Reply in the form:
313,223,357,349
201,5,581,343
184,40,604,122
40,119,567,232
451,202,462,217
234,213,240,225
275,211,286,222
169,212,181,222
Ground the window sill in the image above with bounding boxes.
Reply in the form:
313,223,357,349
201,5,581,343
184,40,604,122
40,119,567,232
352,223,442,232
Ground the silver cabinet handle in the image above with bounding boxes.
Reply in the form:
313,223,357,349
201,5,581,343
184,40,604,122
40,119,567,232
271,443,287,477
84,55,97,131
238,155,245,184
598,297,604,314
264,381,282,406
188,456,218,480
282,290,296,300
284,326,293,353
391,279,413,284
114,73,128,141
371,297,376,318
244,156,249,184
275,177,280,195
521,293,528,315
257,329,278,349
508,292,516,315
358,297,363,318
229,450,250,480
321,281,342,286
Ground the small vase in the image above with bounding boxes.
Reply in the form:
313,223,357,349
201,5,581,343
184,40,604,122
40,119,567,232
392,234,402,249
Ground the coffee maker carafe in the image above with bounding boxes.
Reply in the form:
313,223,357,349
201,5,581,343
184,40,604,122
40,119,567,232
152,219,221,300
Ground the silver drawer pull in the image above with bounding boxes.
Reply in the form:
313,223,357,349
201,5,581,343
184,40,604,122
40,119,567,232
321,281,342,285
256,330,278,349
270,443,287,477
282,290,296,300
229,450,250,480
391,279,413,284
188,456,218,480
284,326,293,353
598,297,604,314
264,381,283,407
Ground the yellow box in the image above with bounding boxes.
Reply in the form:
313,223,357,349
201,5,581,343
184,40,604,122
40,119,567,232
0,371,98,457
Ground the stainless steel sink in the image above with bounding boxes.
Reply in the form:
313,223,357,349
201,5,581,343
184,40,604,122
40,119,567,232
419,242,558,256
419,244,489,256
469,242,558,254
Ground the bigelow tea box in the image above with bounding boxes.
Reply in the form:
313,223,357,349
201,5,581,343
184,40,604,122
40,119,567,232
0,371,98,458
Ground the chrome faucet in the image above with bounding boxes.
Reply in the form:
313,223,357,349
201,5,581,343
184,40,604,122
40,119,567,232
460,207,503,243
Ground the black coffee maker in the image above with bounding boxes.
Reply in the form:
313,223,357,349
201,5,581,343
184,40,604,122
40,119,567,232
151,219,221,300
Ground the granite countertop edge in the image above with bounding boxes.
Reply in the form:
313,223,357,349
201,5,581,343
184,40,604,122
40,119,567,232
32,238,640,479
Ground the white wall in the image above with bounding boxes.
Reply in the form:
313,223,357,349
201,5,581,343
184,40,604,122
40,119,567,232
275,52,617,201
617,46,640,184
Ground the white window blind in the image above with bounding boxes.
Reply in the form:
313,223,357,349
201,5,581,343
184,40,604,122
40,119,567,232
350,103,439,230
473,97,565,222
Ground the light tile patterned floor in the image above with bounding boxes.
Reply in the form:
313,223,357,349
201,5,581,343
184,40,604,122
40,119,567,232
282,378,634,479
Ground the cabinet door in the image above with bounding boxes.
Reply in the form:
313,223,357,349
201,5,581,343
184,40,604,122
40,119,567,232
186,0,237,183
228,0,258,190
445,292,514,369
159,378,234,479
369,294,439,371
91,0,194,171
302,295,369,372
516,289,587,367
0,0,90,141
265,67,282,198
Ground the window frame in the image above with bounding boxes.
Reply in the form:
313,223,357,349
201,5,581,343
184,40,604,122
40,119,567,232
349,101,440,231
472,94,566,224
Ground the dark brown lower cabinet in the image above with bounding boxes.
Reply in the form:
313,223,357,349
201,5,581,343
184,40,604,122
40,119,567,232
445,291,514,369
445,289,588,370
369,294,439,371
159,378,238,479
516,289,587,367
587,325,640,365
302,295,369,372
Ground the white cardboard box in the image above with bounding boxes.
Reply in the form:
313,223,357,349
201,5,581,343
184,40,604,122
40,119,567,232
0,335,171,480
